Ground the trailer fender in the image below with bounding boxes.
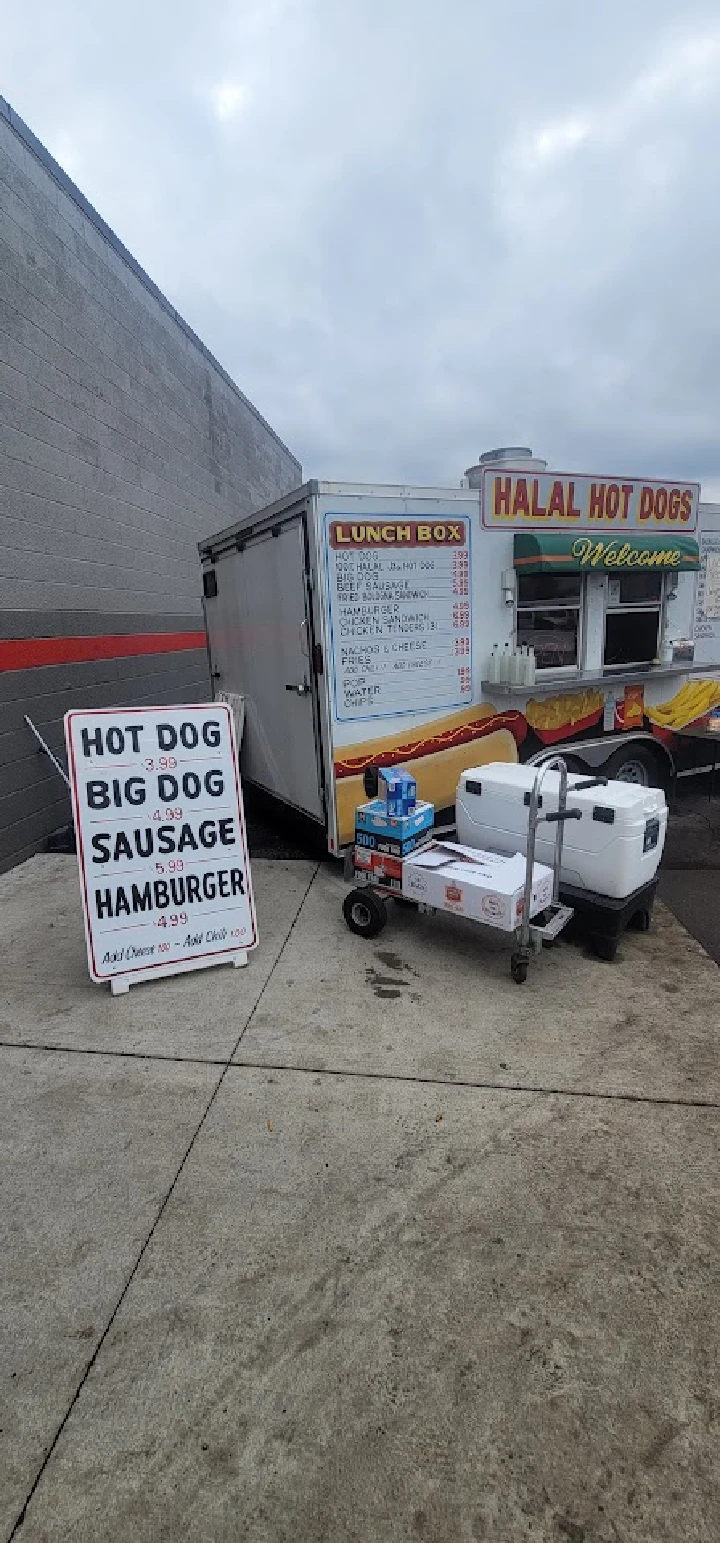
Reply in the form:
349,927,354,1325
528,733,674,787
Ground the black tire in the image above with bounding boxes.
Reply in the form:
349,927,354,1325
510,952,529,984
342,888,388,938
602,742,665,789
590,933,618,961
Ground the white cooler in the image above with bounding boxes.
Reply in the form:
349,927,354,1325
455,763,667,900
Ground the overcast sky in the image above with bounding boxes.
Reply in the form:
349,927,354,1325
5,0,720,493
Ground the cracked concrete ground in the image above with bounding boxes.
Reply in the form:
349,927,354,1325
1,851,718,1542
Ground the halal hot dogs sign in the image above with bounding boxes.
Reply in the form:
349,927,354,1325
65,705,257,988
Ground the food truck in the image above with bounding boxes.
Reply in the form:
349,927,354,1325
199,448,720,853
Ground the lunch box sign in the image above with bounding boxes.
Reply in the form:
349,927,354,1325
65,704,257,991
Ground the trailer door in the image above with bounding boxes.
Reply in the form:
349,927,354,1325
208,519,325,820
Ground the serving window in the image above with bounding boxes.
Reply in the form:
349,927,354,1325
516,572,582,671
603,571,664,668
512,531,699,678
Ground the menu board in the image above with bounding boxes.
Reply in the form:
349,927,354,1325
694,533,720,663
65,704,257,988
326,514,473,721
702,552,720,618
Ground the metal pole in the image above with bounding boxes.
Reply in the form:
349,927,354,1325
24,715,71,789
551,755,567,904
520,772,541,954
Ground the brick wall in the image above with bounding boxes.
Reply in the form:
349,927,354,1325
0,98,301,869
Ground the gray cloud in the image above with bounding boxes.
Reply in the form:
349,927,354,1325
5,0,720,493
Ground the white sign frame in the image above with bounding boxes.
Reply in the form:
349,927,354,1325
65,703,257,994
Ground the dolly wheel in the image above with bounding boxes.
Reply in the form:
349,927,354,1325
510,952,529,985
343,888,388,938
629,908,651,933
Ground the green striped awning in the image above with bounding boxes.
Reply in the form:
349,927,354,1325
513,532,700,574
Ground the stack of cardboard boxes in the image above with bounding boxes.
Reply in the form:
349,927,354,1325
353,770,434,891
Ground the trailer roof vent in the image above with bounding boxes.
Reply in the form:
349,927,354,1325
481,446,535,464
463,447,548,487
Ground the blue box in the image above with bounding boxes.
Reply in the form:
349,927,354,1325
355,798,434,855
379,767,417,816
354,826,433,859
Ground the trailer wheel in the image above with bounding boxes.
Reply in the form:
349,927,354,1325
343,888,387,938
602,742,664,788
510,952,529,984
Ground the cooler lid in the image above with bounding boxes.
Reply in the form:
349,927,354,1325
459,762,666,825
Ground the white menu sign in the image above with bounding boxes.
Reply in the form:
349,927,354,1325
326,514,473,721
65,704,257,991
693,533,720,664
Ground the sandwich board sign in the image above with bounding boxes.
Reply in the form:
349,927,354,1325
64,704,257,994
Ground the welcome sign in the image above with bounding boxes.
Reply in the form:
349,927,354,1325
65,704,257,993
513,532,701,574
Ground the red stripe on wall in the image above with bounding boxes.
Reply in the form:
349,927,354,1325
0,631,206,672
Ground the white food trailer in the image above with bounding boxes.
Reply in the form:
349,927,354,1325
199,448,720,854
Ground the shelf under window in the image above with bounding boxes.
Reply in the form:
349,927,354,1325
481,663,714,696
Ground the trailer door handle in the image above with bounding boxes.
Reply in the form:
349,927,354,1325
286,677,310,696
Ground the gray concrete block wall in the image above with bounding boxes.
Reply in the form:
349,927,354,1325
0,96,302,871
2,652,212,871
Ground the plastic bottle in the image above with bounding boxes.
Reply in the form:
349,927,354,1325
526,646,537,687
488,646,499,684
511,645,524,685
500,644,510,685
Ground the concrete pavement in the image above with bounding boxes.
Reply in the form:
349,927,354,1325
1,1047,218,1540
235,863,719,1102
1,854,718,1542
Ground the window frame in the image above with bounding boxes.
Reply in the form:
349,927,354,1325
515,571,585,676
602,576,666,670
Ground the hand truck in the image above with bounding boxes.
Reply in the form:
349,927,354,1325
342,755,582,984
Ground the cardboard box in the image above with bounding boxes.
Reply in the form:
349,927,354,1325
355,798,434,841
354,826,433,859
353,846,403,890
379,767,417,816
401,841,553,933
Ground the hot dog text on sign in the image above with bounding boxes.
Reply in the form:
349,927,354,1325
483,471,699,530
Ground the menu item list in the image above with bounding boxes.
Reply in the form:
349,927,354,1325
327,517,473,721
